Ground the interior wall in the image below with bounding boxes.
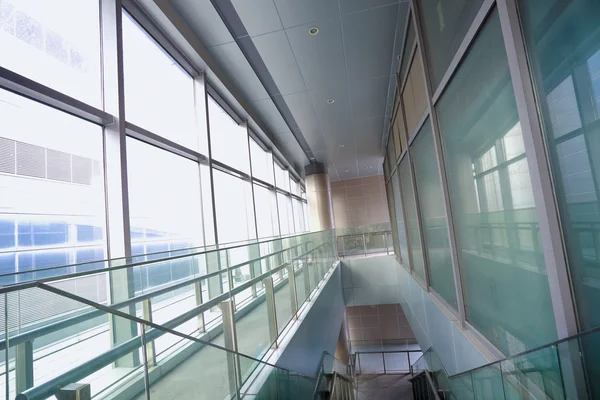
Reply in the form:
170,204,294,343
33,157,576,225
346,304,415,347
331,175,389,228
275,263,346,378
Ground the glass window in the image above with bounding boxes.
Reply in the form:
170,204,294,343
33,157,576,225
391,171,408,263
417,0,484,91
254,184,279,238
249,138,274,184
436,9,556,355
399,157,426,282
518,0,600,335
411,119,457,309
0,0,101,107
213,170,256,244
290,178,301,197
0,89,105,281
200,163,216,245
277,193,294,235
127,138,204,256
399,18,415,83
122,13,201,152
208,97,250,173
274,162,290,192
402,49,428,136
303,202,309,232
293,198,305,232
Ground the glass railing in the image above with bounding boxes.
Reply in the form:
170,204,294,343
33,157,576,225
336,224,393,258
0,229,337,399
412,324,600,400
355,350,422,375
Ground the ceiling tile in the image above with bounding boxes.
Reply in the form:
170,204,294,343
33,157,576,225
272,0,339,28
251,98,291,135
307,84,354,142
286,17,347,91
170,0,234,47
231,0,283,37
339,0,399,16
252,31,306,95
349,76,390,119
208,42,271,101
281,91,324,149
342,3,399,81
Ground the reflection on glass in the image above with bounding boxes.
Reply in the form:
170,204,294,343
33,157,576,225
208,96,250,173
417,0,484,91
122,13,199,151
519,1,600,394
213,169,256,244
0,0,101,106
411,119,456,309
436,9,556,355
399,157,426,282
391,172,409,263
0,89,105,285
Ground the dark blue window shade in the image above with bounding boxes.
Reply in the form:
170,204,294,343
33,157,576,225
0,254,16,285
131,244,145,257
75,248,105,272
18,221,69,246
0,220,15,249
76,225,103,242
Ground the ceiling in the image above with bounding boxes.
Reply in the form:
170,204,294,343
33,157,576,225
168,0,409,180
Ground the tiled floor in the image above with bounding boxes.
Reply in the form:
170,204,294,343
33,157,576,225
356,373,414,400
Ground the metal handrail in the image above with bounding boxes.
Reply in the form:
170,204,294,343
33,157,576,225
409,370,442,400
355,350,421,374
16,279,320,400
0,228,332,284
0,240,315,351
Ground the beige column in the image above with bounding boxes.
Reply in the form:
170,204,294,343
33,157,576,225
305,163,335,231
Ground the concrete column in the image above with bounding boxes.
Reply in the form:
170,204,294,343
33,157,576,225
305,163,335,231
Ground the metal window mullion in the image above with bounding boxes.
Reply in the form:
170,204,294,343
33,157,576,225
246,123,260,241
203,77,220,247
411,0,466,323
430,0,496,105
272,157,282,237
496,0,579,338
194,73,209,249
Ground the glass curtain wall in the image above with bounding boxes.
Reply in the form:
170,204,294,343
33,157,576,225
0,2,307,286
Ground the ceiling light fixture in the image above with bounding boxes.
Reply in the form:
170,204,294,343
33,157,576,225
339,144,344,148
367,166,373,169
327,99,335,104
309,27,319,36
345,169,350,172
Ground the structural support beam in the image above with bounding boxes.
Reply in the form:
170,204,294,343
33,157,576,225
305,163,334,231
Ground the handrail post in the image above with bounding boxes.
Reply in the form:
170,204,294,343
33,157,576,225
15,340,33,393
139,322,151,400
383,232,389,255
141,299,156,367
287,263,298,319
303,255,312,301
220,299,241,397
263,277,279,347
362,234,367,257
4,293,9,400
194,281,206,333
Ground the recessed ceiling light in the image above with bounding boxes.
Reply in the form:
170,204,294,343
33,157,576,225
309,27,319,36
345,169,350,172
327,99,335,104
367,166,373,169
339,144,344,148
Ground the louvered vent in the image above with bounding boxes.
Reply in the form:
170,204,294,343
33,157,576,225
46,149,71,182
71,155,93,185
16,142,45,178
0,137,16,174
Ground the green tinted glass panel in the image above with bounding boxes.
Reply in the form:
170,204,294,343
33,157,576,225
411,118,457,309
435,9,556,355
417,0,484,90
392,170,409,265
518,0,600,332
399,157,426,281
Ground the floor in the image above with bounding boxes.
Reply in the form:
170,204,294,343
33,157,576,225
356,374,414,400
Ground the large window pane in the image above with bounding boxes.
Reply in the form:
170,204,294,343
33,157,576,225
213,170,256,244
436,9,556,355
250,138,273,184
402,50,428,136
399,157,426,282
254,184,279,238
208,97,250,173
411,119,456,309
122,13,201,152
127,139,204,258
0,89,105,283
417,0,484,91
293,199,305,233
275,162,290,192
391,171,408,263
277,193,294,235
518,0,600,334
0,0,101,107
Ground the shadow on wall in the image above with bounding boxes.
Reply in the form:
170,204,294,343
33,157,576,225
341,256,400,306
